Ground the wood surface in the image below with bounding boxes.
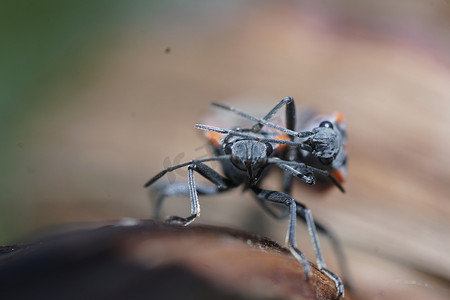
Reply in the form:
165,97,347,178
0,222,344,300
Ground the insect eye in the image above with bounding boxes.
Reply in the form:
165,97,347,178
224,143,233,155
319,120,334,129
265,143,273,156
319,157,333,165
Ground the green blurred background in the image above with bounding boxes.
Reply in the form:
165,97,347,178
1,0,125,240
1,1,449,299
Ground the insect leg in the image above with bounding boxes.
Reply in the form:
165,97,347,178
276,163,315,185
164,165,199,225
268,158,346,193
152,182,218,220
251,188,347,295
252,195,289,220
296,210,352,291
310,166,346,193
282,171,294,194
250,186,311,279
144,155,230,188
295,201,344,297
158,162,235,225
281,146,299,194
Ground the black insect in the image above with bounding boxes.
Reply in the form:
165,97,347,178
144,97,346,296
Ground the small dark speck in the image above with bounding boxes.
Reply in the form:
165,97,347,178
164,47,171,54
17,142,24,149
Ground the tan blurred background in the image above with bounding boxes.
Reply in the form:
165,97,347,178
1,1,449,299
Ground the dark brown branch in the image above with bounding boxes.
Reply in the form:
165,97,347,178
0,221,343,300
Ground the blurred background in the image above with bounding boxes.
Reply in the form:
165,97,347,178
1,0,449,299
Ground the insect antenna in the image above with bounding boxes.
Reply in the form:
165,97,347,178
195,124,309,147
212,102,313,138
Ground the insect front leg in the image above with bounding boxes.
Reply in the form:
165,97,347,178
152,182,217,220
276,163,315,185
270,158,345,193
166,165,199,225
154,161,235,226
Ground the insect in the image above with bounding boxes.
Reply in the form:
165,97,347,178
144,97,346,296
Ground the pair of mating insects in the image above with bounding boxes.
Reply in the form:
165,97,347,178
144,97,349,296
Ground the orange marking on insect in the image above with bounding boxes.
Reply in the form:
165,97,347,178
335,112,344,124
274,133,290,151
331,169,346,183
206,131,223,148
